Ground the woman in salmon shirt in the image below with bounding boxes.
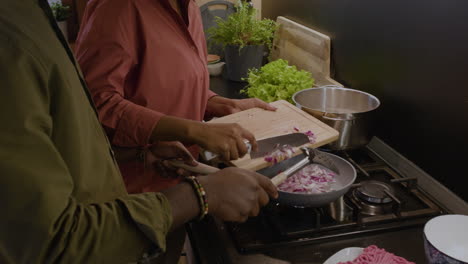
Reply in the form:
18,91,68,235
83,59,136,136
74,0,275,193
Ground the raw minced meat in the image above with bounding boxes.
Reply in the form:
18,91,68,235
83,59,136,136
338,245,416,264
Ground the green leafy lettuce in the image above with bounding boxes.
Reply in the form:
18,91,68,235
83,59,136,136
242,59,315,103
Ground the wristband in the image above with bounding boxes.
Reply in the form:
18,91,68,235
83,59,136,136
184,176,209,221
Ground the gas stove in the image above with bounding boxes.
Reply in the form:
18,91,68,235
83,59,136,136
226,147,444,254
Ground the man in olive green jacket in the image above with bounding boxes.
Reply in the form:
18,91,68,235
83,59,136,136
0,0,277,263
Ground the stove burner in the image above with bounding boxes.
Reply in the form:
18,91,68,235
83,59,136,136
355,180,395,204
222,147,444,254
351,191,394,215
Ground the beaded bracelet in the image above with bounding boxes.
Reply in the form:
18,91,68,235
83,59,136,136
184,176,209,221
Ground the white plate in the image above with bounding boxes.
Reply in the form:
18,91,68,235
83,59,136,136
323,247,364,264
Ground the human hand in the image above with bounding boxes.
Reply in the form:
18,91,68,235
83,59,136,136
206,96,276,117
191,122,257,161
148,141,198,178
148,141,197,165
198,167,279,222
230,98,277,112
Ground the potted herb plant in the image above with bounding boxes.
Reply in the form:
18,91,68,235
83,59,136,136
50,2,71,39
208,1,277,82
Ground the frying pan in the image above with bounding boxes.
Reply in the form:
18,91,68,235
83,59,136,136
256,151,356,207
170,150,356,207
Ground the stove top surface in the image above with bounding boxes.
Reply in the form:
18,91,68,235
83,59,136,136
226,147,444,254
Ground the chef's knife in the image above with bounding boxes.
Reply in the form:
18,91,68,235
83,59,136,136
250,133,311,159
202,133,310,161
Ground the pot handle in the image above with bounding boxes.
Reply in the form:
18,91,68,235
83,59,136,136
322,113,355,121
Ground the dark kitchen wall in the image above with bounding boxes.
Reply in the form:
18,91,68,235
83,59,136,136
263,0,468,201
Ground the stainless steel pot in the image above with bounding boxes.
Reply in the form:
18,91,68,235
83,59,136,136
293,85,380,150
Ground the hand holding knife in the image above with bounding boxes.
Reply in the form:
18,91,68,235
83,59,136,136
202,133,310,161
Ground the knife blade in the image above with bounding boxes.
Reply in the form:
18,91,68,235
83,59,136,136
202,133,310,161
250,133,310,159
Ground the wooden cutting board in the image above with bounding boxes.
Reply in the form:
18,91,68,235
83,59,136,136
208,100,339,171
271,16,343,87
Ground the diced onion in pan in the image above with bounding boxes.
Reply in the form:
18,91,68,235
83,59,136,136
278,164,336,194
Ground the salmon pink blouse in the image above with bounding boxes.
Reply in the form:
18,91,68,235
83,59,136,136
75,0,216,192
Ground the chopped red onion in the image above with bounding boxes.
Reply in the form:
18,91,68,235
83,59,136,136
304,130,317,144
264,144,295,164
278,164,336,194
263,128,317,164
292,127,317,144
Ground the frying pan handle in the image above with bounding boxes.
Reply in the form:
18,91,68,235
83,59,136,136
271,171,288,186
167,160,220,175
270,156,310,186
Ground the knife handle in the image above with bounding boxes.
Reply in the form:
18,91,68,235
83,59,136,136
202,142,252,161
167,160,220,175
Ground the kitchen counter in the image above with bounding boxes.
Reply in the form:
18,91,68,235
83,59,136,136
186,76,468,264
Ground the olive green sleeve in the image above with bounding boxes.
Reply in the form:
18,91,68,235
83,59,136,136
0,38,172,263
